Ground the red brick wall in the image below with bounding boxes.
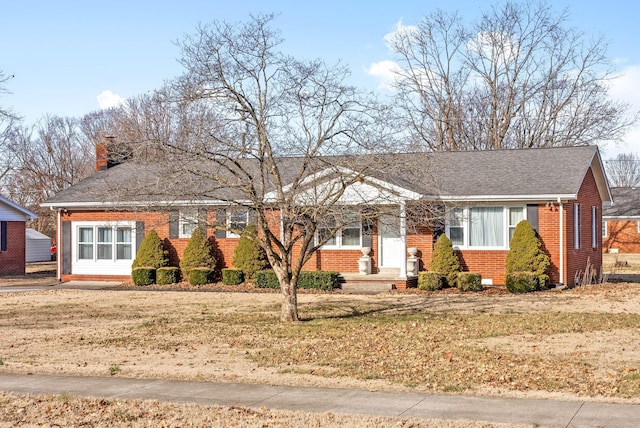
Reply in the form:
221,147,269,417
0,221,26,276
603,220,640,253
564,167,603,286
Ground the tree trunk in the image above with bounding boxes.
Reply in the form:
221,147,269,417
280,279,299,322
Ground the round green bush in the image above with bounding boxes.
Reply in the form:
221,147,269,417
505,220,550,288
180,227,216,279
132,229,168,269
417,272,445,291
456,272,483,292
132,267,155,286
222,268,244,285
189,267,213,286
156,266,180,285
232,224,269,279
429,234,461,287
505,271,539,293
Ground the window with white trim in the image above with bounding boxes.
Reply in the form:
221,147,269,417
591,206,598,249
445,206,525,249
227,210,249,238
573,203,582,249
179,209,199,238
602,220,608,238
317,213,362,248
77,225,133,261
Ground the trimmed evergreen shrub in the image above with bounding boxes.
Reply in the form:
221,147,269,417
156,266,180,285
456,272,483,292
222,268,244,285
429,234,461,287
232,224,269,279
418,272,446,291
254,270,340,290
505,271,539,293
255,270,279,289
132,229,168,269
132,267,155,286
505,220,550,289
179,227,216,279
189,267,213,286
298,271,340,290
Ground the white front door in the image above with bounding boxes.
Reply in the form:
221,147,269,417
379,215,404,268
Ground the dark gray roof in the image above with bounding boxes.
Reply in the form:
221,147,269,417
42,145,609,208
604,187,640,218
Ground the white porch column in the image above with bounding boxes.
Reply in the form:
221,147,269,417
399,201,407,278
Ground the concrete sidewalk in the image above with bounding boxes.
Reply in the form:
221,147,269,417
1,373,639,427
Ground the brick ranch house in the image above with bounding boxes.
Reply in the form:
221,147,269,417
41,145,611,288
0,195,38,276
603,187,640,253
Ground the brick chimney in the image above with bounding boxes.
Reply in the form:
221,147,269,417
95,135,132,171
95,136,110,171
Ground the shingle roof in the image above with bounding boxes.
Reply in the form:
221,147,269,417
604,187,640,218
42,145,610,208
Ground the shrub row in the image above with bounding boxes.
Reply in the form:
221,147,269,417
417,271,483,292
255,270,340,291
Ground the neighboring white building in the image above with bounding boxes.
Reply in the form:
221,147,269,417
26,228,51,262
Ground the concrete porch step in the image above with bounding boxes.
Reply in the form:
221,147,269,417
340,282,393,294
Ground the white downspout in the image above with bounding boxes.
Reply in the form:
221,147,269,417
56,208,62,282
399,201,407,279
558,197,564,285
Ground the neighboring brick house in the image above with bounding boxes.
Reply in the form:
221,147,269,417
41,145,611,288
603,187,640,253
0,195,38,276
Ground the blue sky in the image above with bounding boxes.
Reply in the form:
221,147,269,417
2,0,639,157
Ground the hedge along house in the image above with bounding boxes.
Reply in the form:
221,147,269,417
602,187,640,253
41,144,611,288
0,195,38,275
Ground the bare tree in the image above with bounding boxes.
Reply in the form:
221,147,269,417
606,152,640,188
149,14,399,321
3,116,95,235
390,1,637,151
0,70,20,182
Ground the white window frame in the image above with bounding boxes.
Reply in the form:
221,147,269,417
445,205,526,250
603,220,608,238
574,203,582,250
72,221,136,275
227,210,249,238
591,206,598,249
316,213,363,249
179,209,199,238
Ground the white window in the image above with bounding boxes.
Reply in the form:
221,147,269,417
508,207,525,243
227,210,249,238
448,208,465,246
574,203,582,250
76,225,133,262
179,209,199,238
603,220,608,238
317,213,362,248
446,206,525,249
591,206,598,249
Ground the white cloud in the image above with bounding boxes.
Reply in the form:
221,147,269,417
97,90,126,109
365,60,402,91
383,20,418,50
604,65,640,158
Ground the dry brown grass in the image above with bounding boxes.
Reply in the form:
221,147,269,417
1,280,639,426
